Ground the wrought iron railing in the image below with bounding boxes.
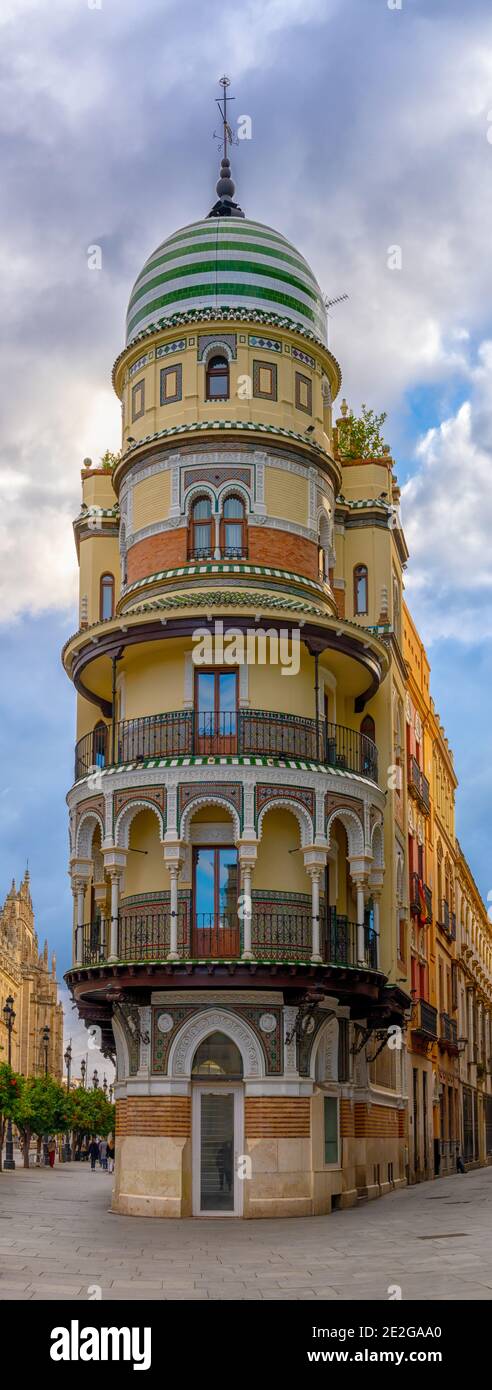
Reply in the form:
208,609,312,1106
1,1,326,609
75,710,379,783
412,998,438,1039
324,911,378,970
440,1012,458,1047
252,910,311,961
76,907,379,970
81,919,110,965
408,755,430,813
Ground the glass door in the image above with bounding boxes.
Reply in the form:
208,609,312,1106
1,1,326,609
193,846,239,957
195,669,237,754
192,1085,243,1215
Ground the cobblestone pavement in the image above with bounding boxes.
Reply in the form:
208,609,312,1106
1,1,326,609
0,1162,491,1301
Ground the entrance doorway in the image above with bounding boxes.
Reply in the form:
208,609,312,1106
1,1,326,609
191,1031,244,1216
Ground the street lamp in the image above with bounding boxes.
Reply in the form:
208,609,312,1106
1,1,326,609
80,1058,86,1089
63,1041,72,1163
109,1083,114,1103
103,1075,108,1097
41,1024,50,1165
92,1069,99,1090
2,995,16,1171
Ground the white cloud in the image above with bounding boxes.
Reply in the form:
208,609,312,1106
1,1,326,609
402,342,492,641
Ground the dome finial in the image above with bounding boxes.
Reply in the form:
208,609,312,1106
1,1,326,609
208,76,245,219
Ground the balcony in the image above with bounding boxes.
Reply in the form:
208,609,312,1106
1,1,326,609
187,546,248,562
437,899,456,941
439,1012,458,1053
80,908,379,971
411,998,438,1040
74,710,379,783
410,872,432,924
408,755,430,815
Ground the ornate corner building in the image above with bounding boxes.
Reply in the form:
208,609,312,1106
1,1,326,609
64,146,422,1219
0,871,64,1079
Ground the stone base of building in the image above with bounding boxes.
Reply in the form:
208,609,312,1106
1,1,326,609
111,1114,407,1220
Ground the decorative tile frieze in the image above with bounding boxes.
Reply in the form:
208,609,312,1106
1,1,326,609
292,346,315,369
197,333,237,362
156,339,186,358
248,335,282,353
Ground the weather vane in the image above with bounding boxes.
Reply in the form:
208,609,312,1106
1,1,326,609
214,75,239,157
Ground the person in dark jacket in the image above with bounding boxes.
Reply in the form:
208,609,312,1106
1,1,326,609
88,1138,100,1171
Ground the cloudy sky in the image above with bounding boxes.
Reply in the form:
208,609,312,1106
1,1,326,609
1,0,491,1058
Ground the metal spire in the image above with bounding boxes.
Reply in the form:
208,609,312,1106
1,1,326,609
208,76,244,219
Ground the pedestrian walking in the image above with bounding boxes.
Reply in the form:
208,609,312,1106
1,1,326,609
99,1137,108,1170
107,1137,115,1174
88,1137,100,1171
48,1137,56,1169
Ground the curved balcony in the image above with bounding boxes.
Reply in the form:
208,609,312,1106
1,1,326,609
74,709,378,783
80,908,378,971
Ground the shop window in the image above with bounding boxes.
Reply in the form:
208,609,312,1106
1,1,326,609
324,1096,339,1165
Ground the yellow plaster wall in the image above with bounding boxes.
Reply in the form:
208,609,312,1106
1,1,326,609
254,809,310,893
79,534,120,628
123,811,169,897
264,467,309,524
132,471,171,532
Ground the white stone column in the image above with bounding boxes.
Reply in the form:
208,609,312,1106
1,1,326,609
69,858,92,967
303,848,327,964
164,842,185,961
356,880,366,964
109,871,122,961
238,841,258,962
372,892,381,969
169,866,180,960
214,512,221,559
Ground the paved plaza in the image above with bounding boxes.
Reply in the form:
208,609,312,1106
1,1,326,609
0,1162,491,1301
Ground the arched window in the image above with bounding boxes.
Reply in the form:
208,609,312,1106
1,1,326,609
354,564,368,615
99,573,114,621
221,495,246,558
190,496,213,558
206,354,229,401
192,1031,243,1078
360,714,375,742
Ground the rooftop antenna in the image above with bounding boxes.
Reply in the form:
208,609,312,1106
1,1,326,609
323,292,349,346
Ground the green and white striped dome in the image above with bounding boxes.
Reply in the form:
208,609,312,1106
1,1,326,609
126,217,327,346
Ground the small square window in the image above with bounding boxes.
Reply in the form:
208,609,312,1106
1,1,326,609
160,363,182,405
253,359,277,401
324,1096,339,1166
295,370,312,415
131,380,145,421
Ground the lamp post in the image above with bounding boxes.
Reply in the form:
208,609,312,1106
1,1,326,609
63,1041,72,1163
41,1024,50,1165
92,1069,99,1090
103,1075,108,1097
80,1058,86,1089
3,995,16,1170
109,1083,114,1103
